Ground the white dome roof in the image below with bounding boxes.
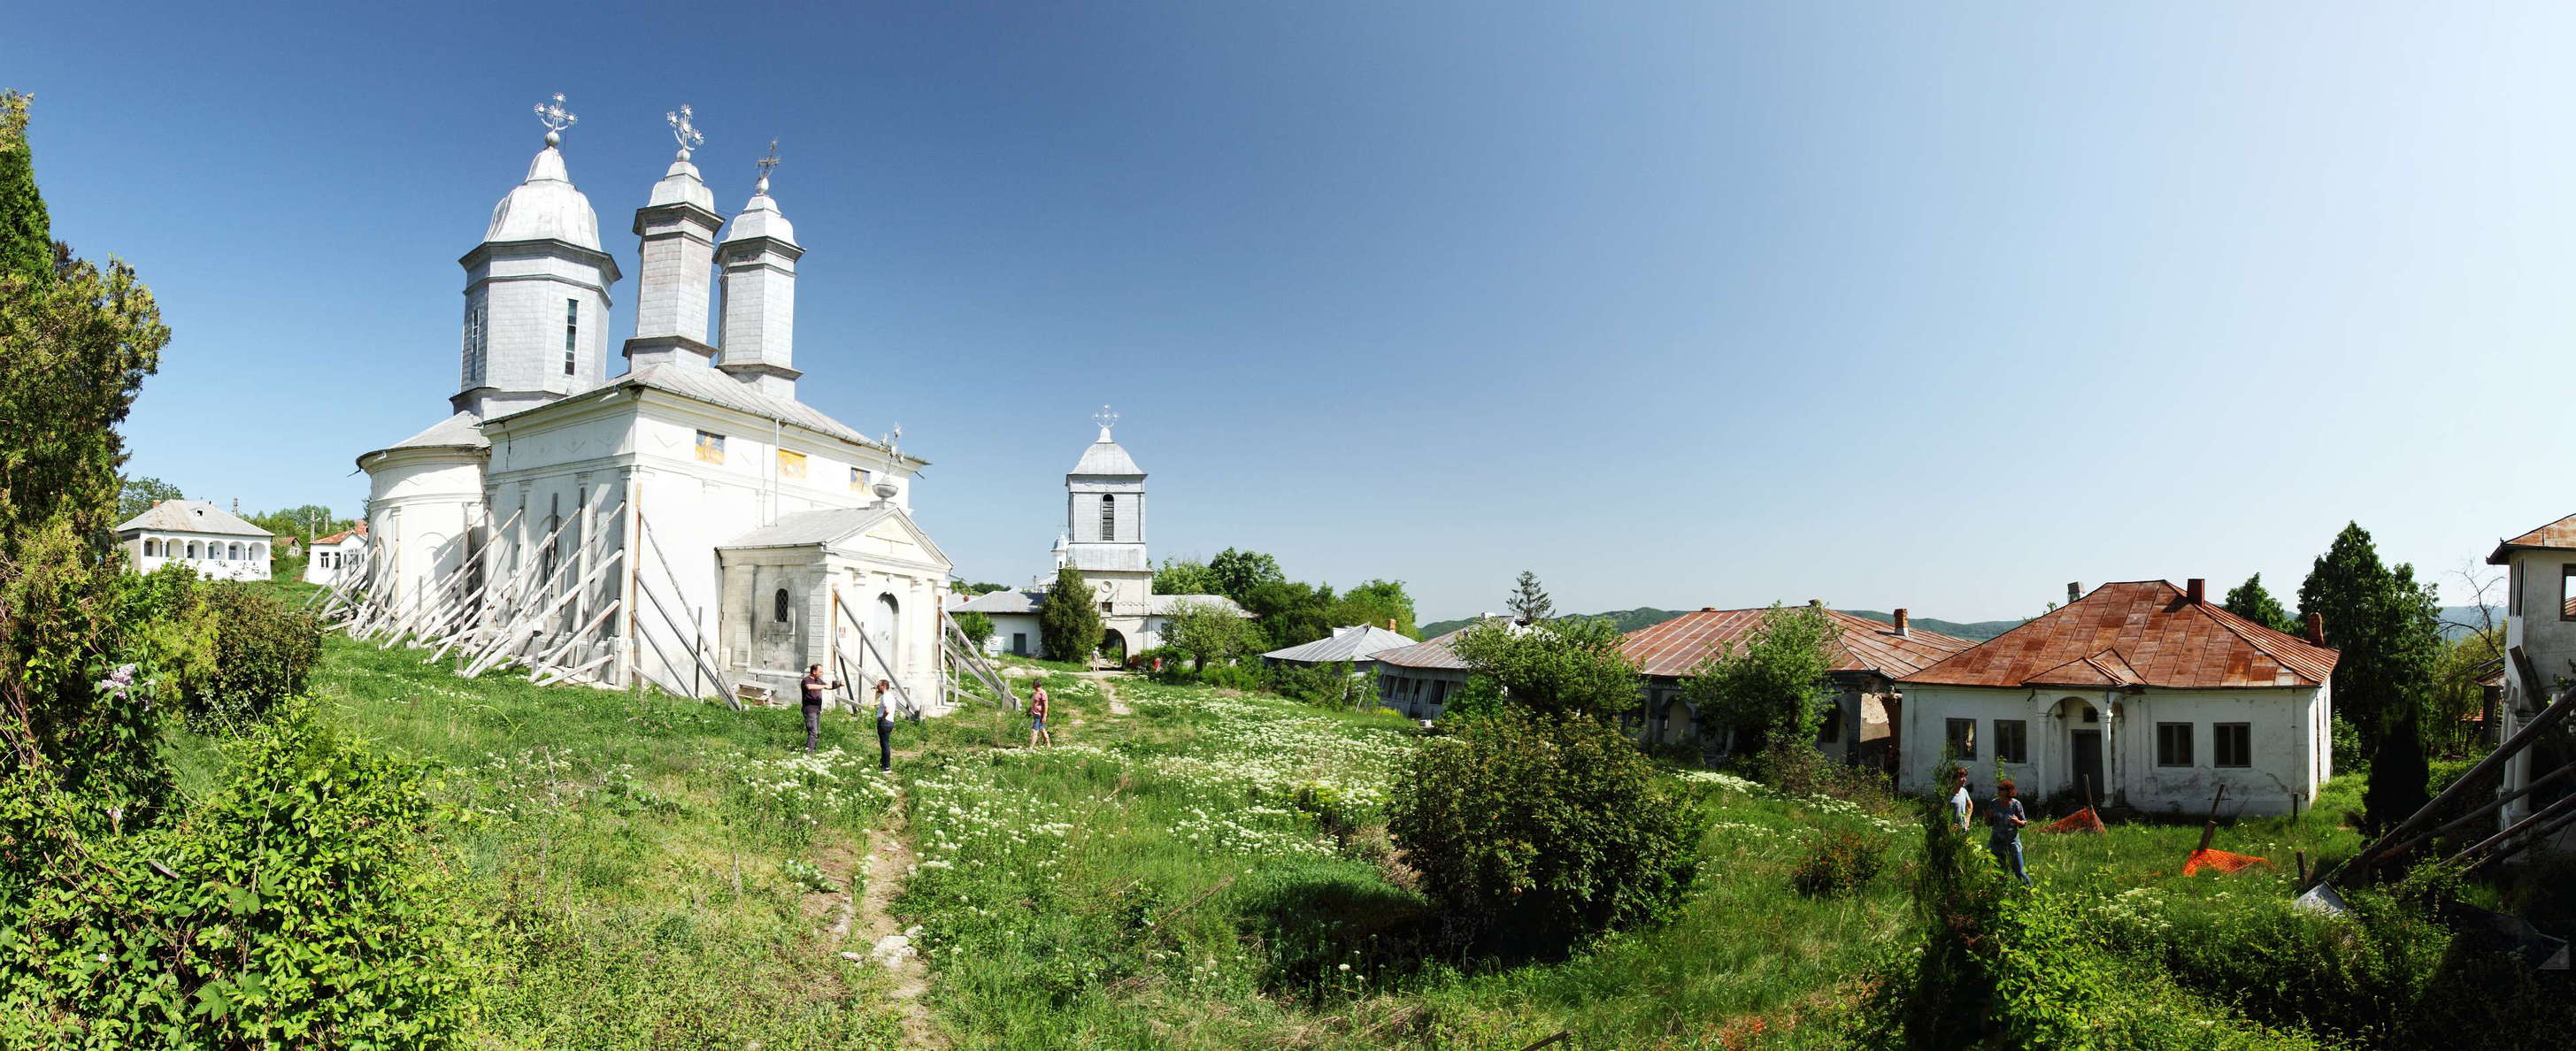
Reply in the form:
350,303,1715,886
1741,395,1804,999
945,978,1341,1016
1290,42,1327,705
722,183,796,246
484,147,602,251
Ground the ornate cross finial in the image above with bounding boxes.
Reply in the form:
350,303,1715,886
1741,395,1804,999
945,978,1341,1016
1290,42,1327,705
871,425,904,502
533,92,577,147
666,104,703,161
1092,404,1119,440
754,139,780,193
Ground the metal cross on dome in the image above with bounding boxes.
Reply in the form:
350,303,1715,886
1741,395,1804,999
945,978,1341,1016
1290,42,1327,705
666,104,703,160
533,93,576,145
1092,405,1119,434
755,139,780,188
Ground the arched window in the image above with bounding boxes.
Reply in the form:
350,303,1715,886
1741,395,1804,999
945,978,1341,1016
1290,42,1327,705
1099,495,1115,541
773,588,791,624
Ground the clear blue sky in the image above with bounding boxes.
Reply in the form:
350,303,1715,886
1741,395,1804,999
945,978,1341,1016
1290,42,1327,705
8,3,2565,623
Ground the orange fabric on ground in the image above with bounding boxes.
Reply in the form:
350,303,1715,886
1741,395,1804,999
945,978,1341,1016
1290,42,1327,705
2042,807,2108,833
2182,848,2272,876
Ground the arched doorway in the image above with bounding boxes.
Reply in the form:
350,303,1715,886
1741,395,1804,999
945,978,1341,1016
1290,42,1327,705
1099,628,1127,666
869,593,901,681
2055,696,2103,802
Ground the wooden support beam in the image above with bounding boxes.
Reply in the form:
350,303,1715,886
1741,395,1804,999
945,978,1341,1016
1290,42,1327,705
2321,655,2576,886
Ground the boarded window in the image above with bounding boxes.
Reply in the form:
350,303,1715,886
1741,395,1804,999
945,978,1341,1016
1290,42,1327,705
2157,722,2194,767
777,449,807,480
696,431,726,464
1993,719,2028,763
2214,723,2252,768
1944,717,1976,760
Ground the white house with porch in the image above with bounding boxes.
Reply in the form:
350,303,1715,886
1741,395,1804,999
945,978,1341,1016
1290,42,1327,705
117,500,273,581
1895,579,2337,817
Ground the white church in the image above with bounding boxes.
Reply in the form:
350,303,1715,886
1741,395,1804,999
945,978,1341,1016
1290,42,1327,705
342,97,953,710
951,418,1243,662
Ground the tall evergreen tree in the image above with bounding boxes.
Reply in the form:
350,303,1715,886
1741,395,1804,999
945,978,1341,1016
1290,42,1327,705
1507,570,1554,623
1037,565,1103,663
2222,573,2298,634
2298,523,2442,830
0,92,50,282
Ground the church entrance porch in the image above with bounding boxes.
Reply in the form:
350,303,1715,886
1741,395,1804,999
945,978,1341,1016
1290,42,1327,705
1099,629,1127,667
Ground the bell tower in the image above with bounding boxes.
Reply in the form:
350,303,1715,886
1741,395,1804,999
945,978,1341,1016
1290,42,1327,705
454,94,620,418
625,104,722,370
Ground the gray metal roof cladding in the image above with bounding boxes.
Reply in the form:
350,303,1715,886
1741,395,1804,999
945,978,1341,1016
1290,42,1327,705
717,506,901,549
1261,625,1419,664
1071,440,1143,476
114,499,275,537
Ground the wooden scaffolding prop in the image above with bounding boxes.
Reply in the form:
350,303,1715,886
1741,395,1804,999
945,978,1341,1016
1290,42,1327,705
829,587,927,718
324,492,738,709
939,609,1020,712
2316,645,2576,887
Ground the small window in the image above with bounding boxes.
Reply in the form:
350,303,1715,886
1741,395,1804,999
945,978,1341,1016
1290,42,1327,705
2560,564,2576,621
1993,719,2028,763
850,466,869,492
142,539,158,557
1944,717,1976,760
1099,495,1116,541
2157,722,2195,767
2214,723,2252,768
773,588,791,624
2510,561,2522,616
563,299,580,377
696,431,726,464
777,449,806,480
1100,601,1114,613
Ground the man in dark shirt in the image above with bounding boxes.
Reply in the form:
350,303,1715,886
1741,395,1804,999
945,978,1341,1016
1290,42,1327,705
801,664,841,753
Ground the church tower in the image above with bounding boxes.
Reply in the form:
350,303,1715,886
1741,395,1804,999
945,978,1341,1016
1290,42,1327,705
1064,408,1148,618
624,105,721,371
716,144,804,400
453,95,621,418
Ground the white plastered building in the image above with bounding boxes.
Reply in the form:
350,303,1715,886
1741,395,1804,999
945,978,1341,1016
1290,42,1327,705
303,521,367,587
352,108,951,709
117,500,273,582
1895,579,2338,817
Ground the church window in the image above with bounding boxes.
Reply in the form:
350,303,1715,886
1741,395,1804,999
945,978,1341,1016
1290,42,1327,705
773,588,791,624
563,299,580,377
1099,495,1115,541
777,449,806,480
460,300,486,387
696,431,726,464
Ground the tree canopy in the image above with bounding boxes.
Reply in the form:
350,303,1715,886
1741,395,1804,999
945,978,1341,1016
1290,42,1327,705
0,92,49,282
1507,571,1554,623
1151,557,1219,597
1160,599,1257,672
1037,566,1103,663
2221,573,2298,635
2297,522,2441,831
1205,548,1286,602
1680,602,1841,760
114,475,182,523
1449,616,1638,720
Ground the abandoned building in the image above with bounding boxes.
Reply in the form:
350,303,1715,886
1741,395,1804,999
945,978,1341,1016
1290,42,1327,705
1620,604,1975,766
1895,579,2338,817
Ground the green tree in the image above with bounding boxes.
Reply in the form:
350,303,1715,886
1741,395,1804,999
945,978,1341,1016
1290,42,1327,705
954,581,1011,596
1242,579,1334,651
1161,598,1254,672
114,474,183,523
1680,601,1840,763
1387,707,1703,955
1507,570,1554,623
1037,566,1103,663
2222,572,2299,634
2298,523,2442,831
1152,556,1219,596
0,92,172,817
0,92,48,282
1330,578,1417,637
1449,615,1638,720
245,503,353,542
1206,548,1285,602
951,610,996,651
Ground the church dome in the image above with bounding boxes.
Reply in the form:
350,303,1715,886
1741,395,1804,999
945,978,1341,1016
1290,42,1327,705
722,178,796,246
484,146,603,251
1072,434,1143,476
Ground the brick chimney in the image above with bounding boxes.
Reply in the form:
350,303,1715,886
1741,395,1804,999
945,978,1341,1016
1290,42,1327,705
1894,608,1911,638
2187,578,2206,603
1387,618,1396,632
2067,581,2082,604
2305,612,2326,645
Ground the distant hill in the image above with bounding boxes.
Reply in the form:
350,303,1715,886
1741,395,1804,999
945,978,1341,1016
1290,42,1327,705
1417,606,2020,642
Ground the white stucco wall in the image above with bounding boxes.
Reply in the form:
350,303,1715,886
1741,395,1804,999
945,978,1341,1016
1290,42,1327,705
125,530,272,582
365,449,485,606
302,537,368,586
1897,683,2328,817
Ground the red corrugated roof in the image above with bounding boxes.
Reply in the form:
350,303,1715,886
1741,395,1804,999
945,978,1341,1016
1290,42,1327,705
1620,607,1976,679
2488,512,2576,565
1900,580,2340,689
313,521,367,546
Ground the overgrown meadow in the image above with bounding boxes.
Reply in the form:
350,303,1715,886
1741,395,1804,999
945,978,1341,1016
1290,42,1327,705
164,627,2572,1049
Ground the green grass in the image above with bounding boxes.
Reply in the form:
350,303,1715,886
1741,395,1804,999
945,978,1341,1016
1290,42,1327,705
218,633,2403,1048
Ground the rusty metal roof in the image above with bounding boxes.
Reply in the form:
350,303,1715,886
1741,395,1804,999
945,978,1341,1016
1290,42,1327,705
2488,512,2576,565
1620,606,1975,679
1901,580,2340,690
1371,625,1480,671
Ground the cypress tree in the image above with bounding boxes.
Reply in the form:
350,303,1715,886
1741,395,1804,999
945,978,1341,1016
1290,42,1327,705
0,91,52,282
1038,565,1103,663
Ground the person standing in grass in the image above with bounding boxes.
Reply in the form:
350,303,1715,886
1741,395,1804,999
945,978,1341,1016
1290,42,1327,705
1027,683,1054,748
1949,768,1974,832
1988,778,2031,886
800,664,842,753
873,679,896,772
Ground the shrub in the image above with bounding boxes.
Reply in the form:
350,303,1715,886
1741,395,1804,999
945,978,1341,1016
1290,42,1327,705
1198,662,1264,693
1386,707,1704,955
188,581,322,727
1267,660,1361,708
0,702,477,1047
1791,829,1888,897
2331,717,2364,774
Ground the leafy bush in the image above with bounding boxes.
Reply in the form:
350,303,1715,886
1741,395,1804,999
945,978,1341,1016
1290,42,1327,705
1386,707,1704,955
1197,662,1264,693
2331,717,2364,774
1791,829,1888,897
1266,660,1371,710
0,702,477,1047
188,582,322,726
952,609,995,651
